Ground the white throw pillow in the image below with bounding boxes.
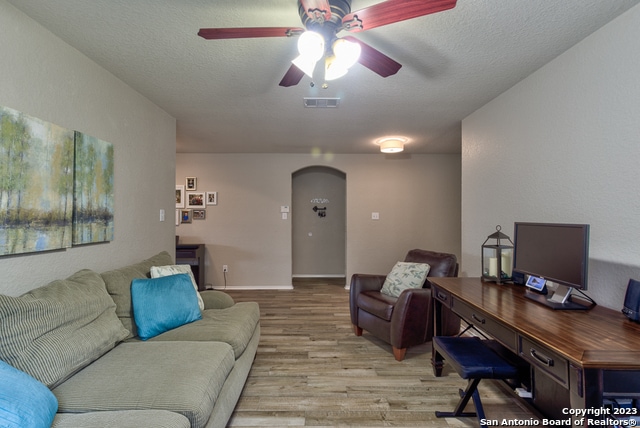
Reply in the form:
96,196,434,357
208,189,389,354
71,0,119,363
380,262,431,298
150,265,205,311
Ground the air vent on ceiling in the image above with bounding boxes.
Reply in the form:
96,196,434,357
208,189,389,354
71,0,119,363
303,97,340,108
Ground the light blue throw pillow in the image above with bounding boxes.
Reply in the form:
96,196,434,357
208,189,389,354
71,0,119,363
380,262,431,298
131,274,202,340
0,359,58,428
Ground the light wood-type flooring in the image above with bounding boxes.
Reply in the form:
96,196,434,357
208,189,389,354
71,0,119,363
225,279,541,427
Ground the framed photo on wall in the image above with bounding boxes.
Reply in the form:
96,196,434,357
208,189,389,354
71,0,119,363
193,209,206,220
180,209,192,224
187,192,205,208
186,177,197,191
206,191,218,206
176,185,185,208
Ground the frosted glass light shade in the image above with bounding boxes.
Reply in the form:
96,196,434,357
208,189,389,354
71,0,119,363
297,31,325,61
375,136,408,153
324,56,348,81
380,140,404,153
292,55,318,78
332,38,361,69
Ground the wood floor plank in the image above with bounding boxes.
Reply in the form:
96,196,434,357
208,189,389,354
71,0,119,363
225,281,540,427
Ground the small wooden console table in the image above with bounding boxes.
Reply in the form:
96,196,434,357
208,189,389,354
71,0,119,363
176,244,205,291
431,277,640,425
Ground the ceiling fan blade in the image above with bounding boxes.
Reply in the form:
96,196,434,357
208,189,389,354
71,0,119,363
342,0,457,32
198,27,304,40
343,36,401,77
279,64,306,87
299,0,332,23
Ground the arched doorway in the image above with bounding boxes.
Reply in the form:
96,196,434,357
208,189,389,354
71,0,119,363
292,166,346,283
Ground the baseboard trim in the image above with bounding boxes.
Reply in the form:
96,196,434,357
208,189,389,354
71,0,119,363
209,285,294,291
292,274,346,278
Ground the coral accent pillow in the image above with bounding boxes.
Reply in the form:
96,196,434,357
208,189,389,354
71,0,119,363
131,274,202,340
380,262,431,298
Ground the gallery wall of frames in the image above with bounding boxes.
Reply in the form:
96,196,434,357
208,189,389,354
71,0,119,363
175,177,217,225
0,105,114,257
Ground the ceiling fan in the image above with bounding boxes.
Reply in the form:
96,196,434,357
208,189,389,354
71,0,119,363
198,0,457,87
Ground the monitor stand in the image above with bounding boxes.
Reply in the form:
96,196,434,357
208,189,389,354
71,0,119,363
524,285,591,310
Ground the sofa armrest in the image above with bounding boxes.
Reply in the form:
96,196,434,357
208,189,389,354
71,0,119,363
200,290,235,309
349,274,386,326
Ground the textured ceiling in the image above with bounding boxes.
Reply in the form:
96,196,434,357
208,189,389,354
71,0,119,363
7,0,639,154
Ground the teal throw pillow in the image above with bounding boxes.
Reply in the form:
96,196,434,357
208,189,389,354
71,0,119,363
380,262,431,298
0,360,58,428
131,274,202,340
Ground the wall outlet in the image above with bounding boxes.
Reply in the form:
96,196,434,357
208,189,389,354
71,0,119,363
223,265,229,273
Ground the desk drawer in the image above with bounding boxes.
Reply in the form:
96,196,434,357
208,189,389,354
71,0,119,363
519,336,568,386
452,299,517,352
433,286,452,307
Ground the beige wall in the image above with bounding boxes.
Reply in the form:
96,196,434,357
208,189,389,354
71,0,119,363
0,1,177,296
176,153,461,289
461,3,640,310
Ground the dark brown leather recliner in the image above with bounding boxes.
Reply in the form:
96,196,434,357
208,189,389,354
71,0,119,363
349,249,461,361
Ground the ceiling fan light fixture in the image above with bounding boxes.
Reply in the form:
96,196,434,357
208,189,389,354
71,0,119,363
332,38,361,70
297,31,325,61
375,136,408,153
292,55,318,78
324,38,361,81
324,56,348,81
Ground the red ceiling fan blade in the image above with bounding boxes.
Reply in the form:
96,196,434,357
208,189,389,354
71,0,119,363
279,64,306,87
342,0,457,32
343,36,401,77
198,27,304,40
299,0,332,23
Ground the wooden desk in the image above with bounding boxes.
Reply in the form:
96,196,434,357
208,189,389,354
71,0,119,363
431,277,640,424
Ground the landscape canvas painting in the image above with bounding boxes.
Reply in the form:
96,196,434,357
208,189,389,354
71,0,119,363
73,132,114,245
0,106,75,256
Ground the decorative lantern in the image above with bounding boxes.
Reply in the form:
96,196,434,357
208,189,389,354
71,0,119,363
481,225,514,284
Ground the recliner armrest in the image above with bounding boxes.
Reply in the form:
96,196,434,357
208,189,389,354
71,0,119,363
349,274,386,326
390,288,433,347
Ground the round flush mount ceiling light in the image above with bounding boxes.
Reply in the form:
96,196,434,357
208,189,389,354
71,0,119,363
375,136,409,153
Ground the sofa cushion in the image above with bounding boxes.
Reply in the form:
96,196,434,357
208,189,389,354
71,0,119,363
147,302,260,359
150,264,205,310
53,341,235,428
53,410,190,428
0,360,58,428
380,261,431,298
102,251,173,338
131,274,202,340
0,269,129,388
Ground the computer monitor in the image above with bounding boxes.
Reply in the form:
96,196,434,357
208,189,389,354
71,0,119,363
513,222,592,310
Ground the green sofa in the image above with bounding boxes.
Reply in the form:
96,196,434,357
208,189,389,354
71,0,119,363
0,251,260,428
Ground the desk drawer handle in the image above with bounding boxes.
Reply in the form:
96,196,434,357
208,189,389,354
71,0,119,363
530,348,554,367
471,313,486,324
